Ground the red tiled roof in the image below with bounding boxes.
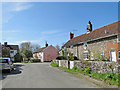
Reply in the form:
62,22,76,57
63,20,119,48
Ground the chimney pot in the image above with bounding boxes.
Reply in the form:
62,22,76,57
4,42,7,46
45,42,48,47
70,32,74,40
87,21,92,33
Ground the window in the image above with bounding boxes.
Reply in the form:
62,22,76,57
91,52,94,60
84,42,87,49
70,45,73,49
70,45,73,53
10,51,14,53
118,35,120,42
118,51,120,60
101,51,104,55
83,51,89,60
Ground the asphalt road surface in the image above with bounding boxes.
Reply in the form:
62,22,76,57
1,63,99,88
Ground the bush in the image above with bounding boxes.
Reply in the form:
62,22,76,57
50,62,58,67
83,67,92,75
56,56,67,60
28,60,33,63
71,66,77,71
74,56,79,60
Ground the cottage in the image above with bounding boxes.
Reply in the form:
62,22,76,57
62,20,120,62
2,42,19,61
33,42,58,62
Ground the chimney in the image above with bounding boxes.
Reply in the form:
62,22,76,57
45,42,48,47
70,32,74,40
4,42,7,47
87,21,92,34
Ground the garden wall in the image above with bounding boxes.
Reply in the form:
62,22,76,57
53,60,69,68
53,60,120,74
74,61,120,75
53,59,59,65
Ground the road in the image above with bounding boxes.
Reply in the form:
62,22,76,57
1,63,99,88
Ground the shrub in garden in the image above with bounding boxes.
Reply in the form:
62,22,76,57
56,56,67,60
83,67,92,75
68,52,74,61
50,62,58,67
74,56,79,60
71,66,77,71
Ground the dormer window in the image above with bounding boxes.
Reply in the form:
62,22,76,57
84,42,87,49
70,45,73,49
10,51,14,53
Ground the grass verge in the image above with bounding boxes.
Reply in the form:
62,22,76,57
50,62,58,67
51,63,120,88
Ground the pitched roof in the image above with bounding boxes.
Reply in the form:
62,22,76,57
33,47,47,53
2,45,19,51
8,45,19,51
63,20,119,48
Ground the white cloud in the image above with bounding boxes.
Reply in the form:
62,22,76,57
11,3,33,12
41,30,60,34
2,2,33,23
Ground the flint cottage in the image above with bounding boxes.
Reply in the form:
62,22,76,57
62,20,120,62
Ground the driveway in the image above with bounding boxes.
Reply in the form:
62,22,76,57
1,63,99,88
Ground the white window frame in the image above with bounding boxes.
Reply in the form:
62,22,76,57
90,52,94,60
70,45,73,49
70,45,73,53
83,51,89,60
118,51,120,60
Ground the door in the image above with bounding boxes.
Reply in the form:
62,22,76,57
110,50,117,62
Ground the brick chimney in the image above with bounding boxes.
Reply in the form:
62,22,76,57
70,32,74,40
45,42,48,47
87,21,92,34
4,42,7,47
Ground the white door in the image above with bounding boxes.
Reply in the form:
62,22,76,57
110,50,117,62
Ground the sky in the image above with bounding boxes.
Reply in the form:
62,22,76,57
2,2,118,47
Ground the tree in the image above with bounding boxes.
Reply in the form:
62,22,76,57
20,42,31,52
31,43,40,52
55,44,60,51
2,47,10,57
22,49,32,59
61,42,65,49
20,42,40,60
20,42,40,53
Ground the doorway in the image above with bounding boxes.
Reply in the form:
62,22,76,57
110,50,117,62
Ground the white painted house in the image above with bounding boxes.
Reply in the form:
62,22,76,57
2,42,19,61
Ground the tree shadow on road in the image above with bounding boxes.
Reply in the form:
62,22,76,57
0,64,24,80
